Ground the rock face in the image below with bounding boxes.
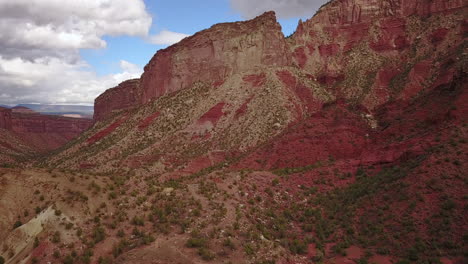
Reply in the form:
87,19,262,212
140,11,290,103
94,79,141,121
94,1,467,120
65,0,466,172
289,0,467,109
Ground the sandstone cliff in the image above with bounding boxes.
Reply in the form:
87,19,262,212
290,0,467,109
140,11,291,103
94,79,141,121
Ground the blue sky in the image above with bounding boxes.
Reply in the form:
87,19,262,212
82,0,309,76
0,0,326,105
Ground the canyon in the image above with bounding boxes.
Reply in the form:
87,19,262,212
0,0,466,263
0,107,92,164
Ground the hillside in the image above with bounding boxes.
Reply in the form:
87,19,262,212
0,0,467,263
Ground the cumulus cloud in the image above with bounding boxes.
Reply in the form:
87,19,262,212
149,30,190,45
0,0,151,105
0,57,142,105
230,0,328,19
0,0,152,61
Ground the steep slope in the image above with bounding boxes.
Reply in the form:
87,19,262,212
47,13,334,173
290,0,466,107
47,1,466,176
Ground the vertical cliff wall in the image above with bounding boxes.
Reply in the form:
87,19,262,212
289,0,467,109
140,11,291,103
94,79,141,121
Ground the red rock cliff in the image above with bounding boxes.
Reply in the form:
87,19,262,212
93,1,467,121
290,0,467,109
140,11,291,103
94,79,141,121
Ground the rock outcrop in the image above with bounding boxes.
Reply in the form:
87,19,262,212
289,0,467,109
140,11,291,103
94,79,141,121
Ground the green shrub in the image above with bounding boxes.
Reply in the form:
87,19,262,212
289,239,307,254
223,238,236,249
63,255,74,264
198,248,215,261
92,226,106,243
52,231,61,243
186,237,206,248
13,220,22,229
34,237,39,248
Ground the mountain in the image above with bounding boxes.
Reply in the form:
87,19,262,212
0,1,467,264
16,104,94,118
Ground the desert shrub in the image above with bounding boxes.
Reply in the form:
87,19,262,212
244,243,255,255
198,248,215,261
13,220,22,229
112,239,128,257
63,255,74,264
131,216,145,226
186,237,207,248
92,226,106,243
117,229,125,237
0,256,4,264
223,238,236,250
34,237,39,248
52,231,61,243
289,239,307,254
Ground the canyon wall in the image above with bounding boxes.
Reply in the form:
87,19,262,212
94,1,467,121
140,11,291,104
94,79,141,121
289,0,467,109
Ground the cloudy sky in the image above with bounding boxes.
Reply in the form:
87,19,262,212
0,0,327,106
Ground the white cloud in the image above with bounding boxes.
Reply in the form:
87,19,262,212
149,30,190,45
0,56,142,105
230,0,327,19
0,0,152,60
0,0,151,105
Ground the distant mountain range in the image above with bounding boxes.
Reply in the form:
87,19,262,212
0,104,94,118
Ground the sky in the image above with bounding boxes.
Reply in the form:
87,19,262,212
0,0,327,106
